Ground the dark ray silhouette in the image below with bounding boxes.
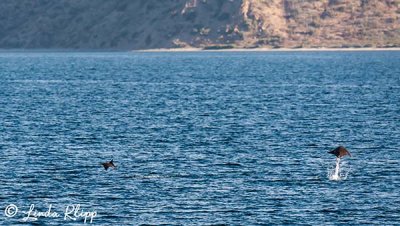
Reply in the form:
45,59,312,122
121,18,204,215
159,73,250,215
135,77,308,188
328,146,351,158
101,159,116,170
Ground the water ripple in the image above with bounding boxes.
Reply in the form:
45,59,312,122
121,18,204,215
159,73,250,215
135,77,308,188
0,51,399,225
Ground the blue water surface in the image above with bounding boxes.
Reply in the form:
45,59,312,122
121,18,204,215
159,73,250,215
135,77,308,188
0,51,399,225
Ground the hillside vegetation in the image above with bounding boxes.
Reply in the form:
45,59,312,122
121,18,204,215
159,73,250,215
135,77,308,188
0,0,399,49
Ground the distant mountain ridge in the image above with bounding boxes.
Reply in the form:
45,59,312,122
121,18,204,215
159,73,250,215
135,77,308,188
0,0,399,50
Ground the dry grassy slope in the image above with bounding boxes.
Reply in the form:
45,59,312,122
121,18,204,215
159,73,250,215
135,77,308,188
0,0,398,49
241,0,400,48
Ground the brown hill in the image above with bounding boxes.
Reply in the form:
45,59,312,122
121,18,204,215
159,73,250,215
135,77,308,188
0,0,399,50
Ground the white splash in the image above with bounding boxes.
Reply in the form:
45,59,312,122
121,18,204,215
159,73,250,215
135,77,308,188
330,158,341,180
328,157,350,181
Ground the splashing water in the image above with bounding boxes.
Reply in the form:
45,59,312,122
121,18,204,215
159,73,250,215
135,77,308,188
330,158,341,180
328,158,350,181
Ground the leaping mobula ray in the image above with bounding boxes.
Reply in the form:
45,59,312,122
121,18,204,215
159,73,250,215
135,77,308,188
328,146,351,158
101,159,116,170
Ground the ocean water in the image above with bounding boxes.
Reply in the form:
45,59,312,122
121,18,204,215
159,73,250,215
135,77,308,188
0,51,399,225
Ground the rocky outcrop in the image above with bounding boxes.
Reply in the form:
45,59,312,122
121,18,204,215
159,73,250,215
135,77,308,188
0,0,398,49
242,0,400,48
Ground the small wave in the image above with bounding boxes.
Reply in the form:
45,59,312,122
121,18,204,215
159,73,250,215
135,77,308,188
223,162,242,167
126,174,163,180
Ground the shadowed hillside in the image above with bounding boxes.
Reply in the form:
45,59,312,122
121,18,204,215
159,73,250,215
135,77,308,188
0,0,399,49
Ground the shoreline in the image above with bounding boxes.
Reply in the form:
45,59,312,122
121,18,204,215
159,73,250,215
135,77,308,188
137,47,400,52
0,47,399,53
